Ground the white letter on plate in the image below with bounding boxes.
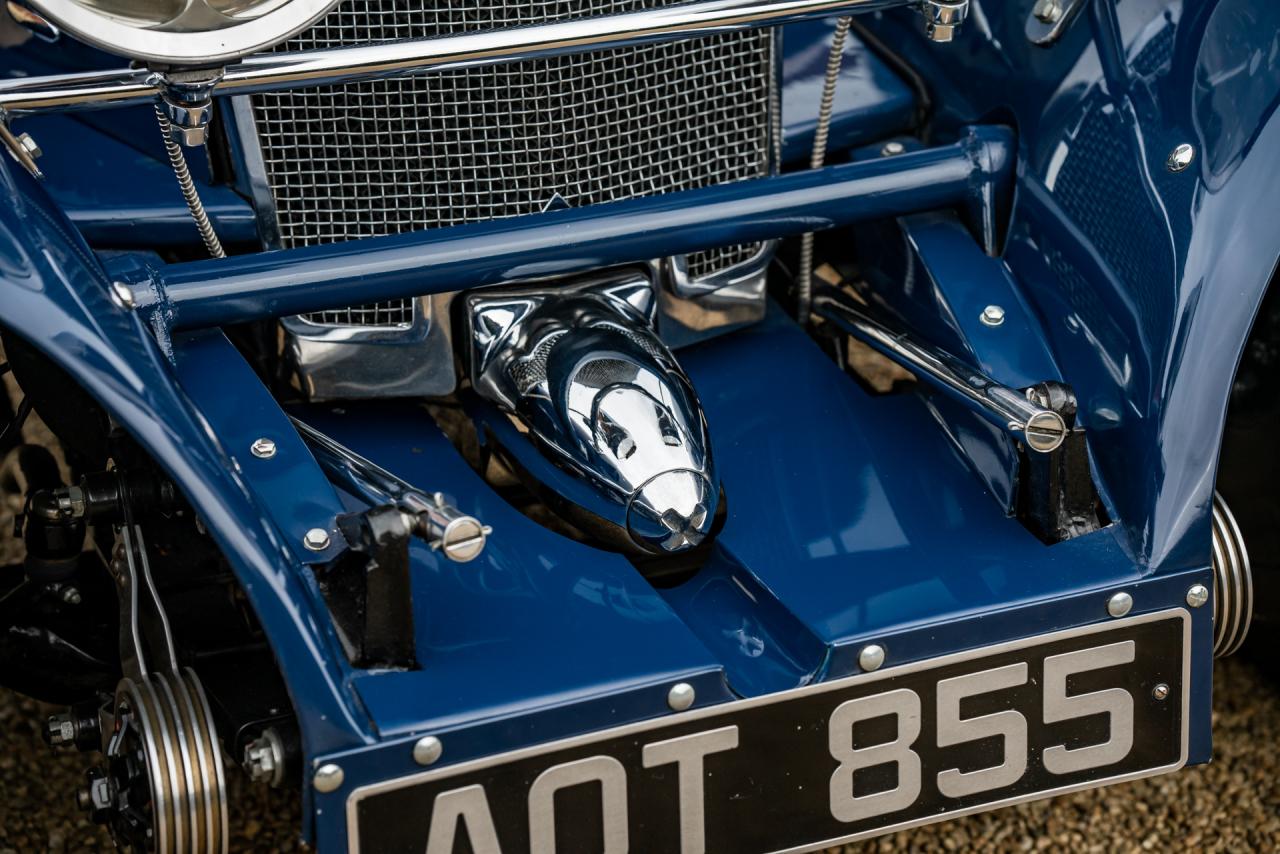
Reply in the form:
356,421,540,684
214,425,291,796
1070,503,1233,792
528,755,629,853
1042,640,1136,775
424,784,503,854
828,689,922,823
935,662,1029,798
642,725,740,854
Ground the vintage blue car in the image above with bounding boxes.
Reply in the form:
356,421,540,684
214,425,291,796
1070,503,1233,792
0,0,1274,850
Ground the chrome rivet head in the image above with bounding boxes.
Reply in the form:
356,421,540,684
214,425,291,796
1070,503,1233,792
312,763,344,793
1167,143,1195,173
1107,591,1133,618
1152,683,1170,701
667,682,696,712
303,528,331,552
110,281,135,310
980,305,1006,327
1186,583,1210,608
858,644,886,672
880,140,906,157
412,736,443,767
250,437,277,459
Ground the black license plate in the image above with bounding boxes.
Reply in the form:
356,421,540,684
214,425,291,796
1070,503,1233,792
348,610,1189,853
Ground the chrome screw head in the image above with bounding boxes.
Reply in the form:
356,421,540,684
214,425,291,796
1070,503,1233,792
303,528,331,552
312,763,344,793
1167,143,1196,173
110,281,135,310
880,140,906,157
858,644,886,672
667,682,696,712
980,305,1006,327
413,735,443,766
1186,584,1210,608
250,437,277,459
1152,683,1170,701
1107,591,1133,618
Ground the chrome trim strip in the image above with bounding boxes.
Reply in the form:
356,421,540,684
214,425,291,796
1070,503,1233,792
343,608,1192,852
0,0,912,117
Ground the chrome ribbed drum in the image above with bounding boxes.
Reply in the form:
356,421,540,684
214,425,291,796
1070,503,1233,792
1210,491,1253,657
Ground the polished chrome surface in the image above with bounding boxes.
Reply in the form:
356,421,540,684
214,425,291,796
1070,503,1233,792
1185,583,1209,608
282,294,457,400
659,249,772,349
921,0,967,43
412,735,443,767
0,0,914,118
303,527,331,551
1106,591,1133,618
857,644,886,672
5,1,60,42
813,290,1068,454
313,763,345,793
467,278,719,556
1210,491,1252,657
25,0,343,64
292,418,491,562
1167,143,1196,173
980,305,1006,327
666,682,696,711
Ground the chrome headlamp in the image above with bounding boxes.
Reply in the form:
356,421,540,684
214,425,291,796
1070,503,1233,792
21,0,341,64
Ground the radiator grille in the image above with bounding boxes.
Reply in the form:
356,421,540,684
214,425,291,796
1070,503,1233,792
251,0,774,327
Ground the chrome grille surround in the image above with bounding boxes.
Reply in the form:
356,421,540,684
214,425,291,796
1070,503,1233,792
250,0,774,328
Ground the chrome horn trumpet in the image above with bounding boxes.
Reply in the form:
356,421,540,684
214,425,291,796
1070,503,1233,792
465,277,719,556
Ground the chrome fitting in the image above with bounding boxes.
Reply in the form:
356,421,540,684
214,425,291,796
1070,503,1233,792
921,0,969,43
667,683,696,711
153,68,224,147
243,729,286,787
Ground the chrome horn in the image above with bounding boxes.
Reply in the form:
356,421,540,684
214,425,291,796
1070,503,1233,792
465,277,719,556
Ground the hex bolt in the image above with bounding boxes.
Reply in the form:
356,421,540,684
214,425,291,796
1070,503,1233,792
413,735,443,767
1186,584,1210,608
1032,0,1064,24
858,644,886,672
1107,591,1133,618
313,763,345,793
45,713,76,748
880,140,906,157
16,132,41,159
980,305,1006,327
303,528,331,552
1167,143,1195,173
60,586,82,605
251,437,277,459
1152,683,1170,701
667,682,696,712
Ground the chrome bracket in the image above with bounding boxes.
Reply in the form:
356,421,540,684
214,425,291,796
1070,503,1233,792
813,289,1067,453
1025,0,1087,46
151,67,224,147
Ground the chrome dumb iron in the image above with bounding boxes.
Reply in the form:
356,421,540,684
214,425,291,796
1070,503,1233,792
464,277,719,557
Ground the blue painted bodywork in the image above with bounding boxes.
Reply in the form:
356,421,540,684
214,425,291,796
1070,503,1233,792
0,2,1275,849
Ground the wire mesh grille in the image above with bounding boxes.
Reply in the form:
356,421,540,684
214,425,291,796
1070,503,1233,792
252,0,773,327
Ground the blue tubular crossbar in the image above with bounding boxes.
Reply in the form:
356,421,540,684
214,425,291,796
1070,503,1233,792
116,126,1012,332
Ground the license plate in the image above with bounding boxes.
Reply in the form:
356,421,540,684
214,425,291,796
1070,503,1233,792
347,610,1189,853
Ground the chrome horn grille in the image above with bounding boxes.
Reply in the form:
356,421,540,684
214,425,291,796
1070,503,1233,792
249,0,775,327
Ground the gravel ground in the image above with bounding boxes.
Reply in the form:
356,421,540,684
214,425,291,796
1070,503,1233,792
3,354,1279,852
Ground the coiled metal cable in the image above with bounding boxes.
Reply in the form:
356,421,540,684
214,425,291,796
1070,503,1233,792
153,105,225,259
796,15,851,323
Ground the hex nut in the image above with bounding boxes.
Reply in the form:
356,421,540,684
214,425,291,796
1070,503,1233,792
303,528,331,552
251,438,277,459
981,305,1006,327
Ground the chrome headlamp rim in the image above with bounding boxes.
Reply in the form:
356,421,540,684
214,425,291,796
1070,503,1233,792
25,0,342,65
